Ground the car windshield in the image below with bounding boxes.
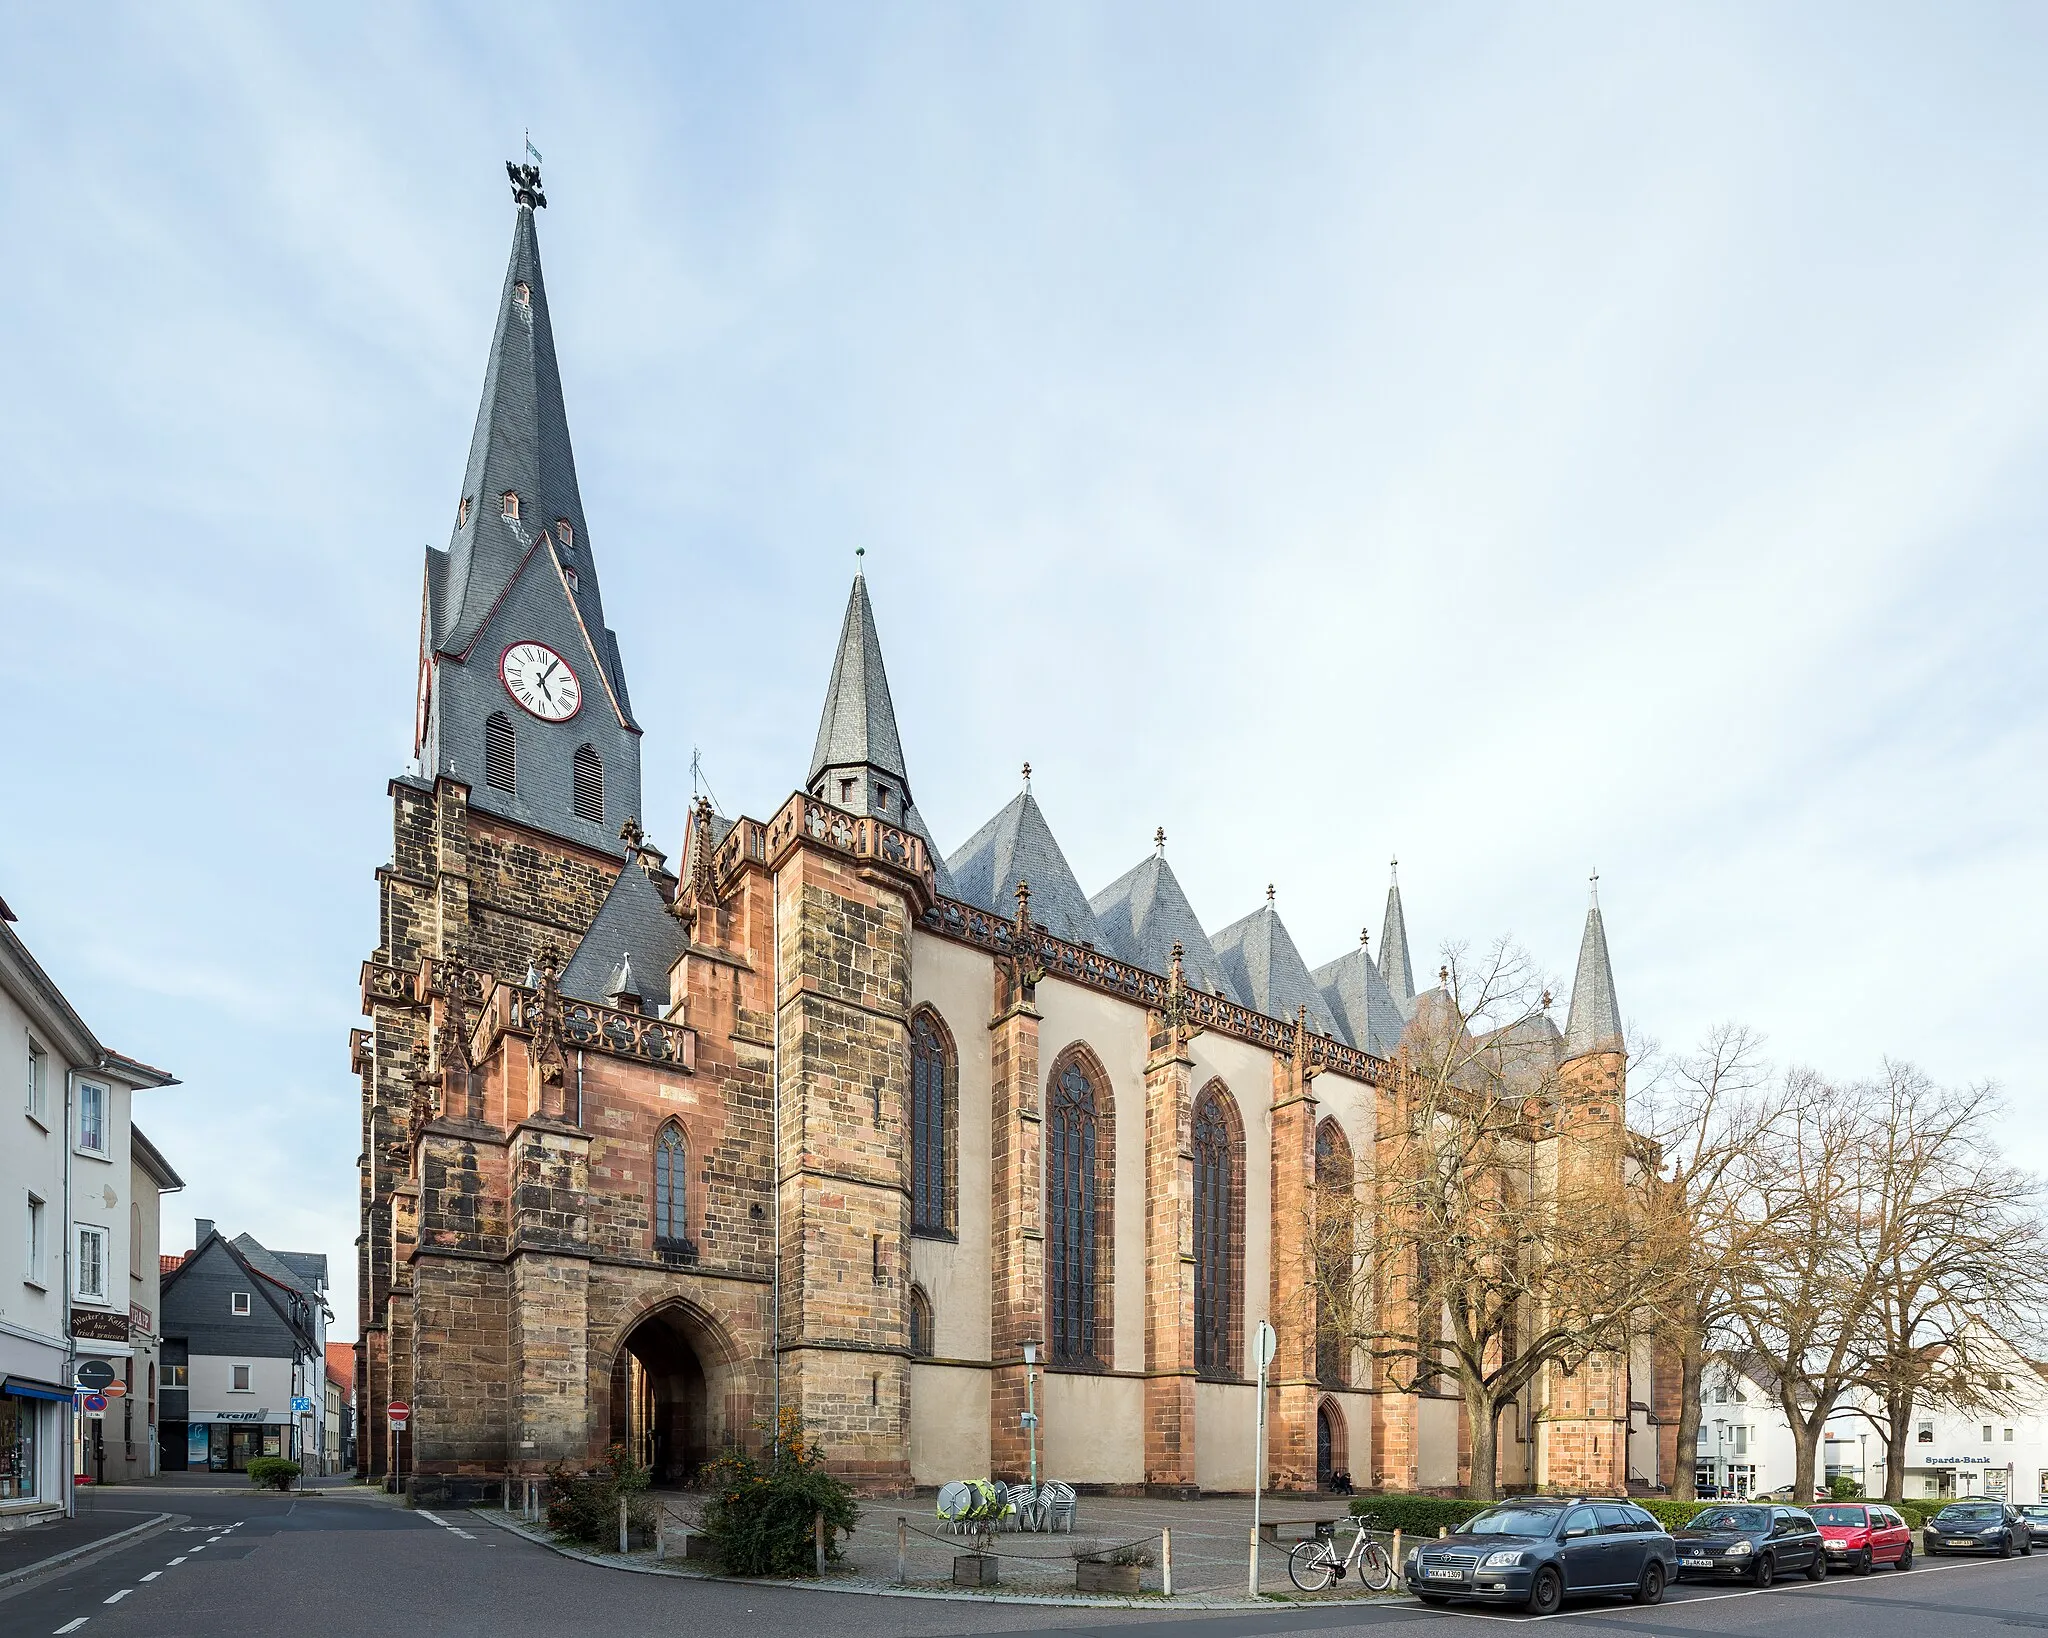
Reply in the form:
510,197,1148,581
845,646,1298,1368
2022,1507,2048,1521
1688,1508,1767,1533
1463,1507,1562,1537
1809,1507,1866,1526
1938,1504,2002,1522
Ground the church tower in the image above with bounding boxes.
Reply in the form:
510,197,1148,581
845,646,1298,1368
354,162,649,1481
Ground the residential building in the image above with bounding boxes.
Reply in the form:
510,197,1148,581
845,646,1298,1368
116,1128,183,1481
324,1342,354,1473
2,894,178,1523
159,1223,329,1474
353,164,1671,1501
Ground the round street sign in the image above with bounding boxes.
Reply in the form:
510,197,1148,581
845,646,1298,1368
387,1400,411,1426
83,1393,108,1414
103,1380,127,1398
76,1360,115,1392
1253,1319,1278,1372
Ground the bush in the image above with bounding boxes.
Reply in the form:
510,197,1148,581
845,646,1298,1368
699,1409,859,1578
1348,1495,1494,1535
1828,1475,1861,1499
245,1457,301,1491
544,1445,656,1548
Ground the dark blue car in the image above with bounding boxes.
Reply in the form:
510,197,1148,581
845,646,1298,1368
1404,1497,1678,1614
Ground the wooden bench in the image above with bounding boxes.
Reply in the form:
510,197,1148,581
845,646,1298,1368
1258,1517,1351,1546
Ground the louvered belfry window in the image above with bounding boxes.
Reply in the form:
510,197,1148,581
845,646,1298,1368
572,743,603,821
1048,1059,1101,1366
654,1123,686,1246
1192,1088,1236,1378
484,712,516,792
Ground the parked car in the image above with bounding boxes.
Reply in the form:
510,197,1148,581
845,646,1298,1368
2022,1505,2048,1539
1671,1504,1828,1586
1923,1500,2035,1558
1809,1503,1914,1573
1403,1497,1677,1615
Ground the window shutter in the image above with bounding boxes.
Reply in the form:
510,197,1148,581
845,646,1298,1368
572,744,602,821
484,714,516,792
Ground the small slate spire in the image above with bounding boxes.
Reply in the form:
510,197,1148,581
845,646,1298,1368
808,571,911,813
1562,884,1625,1061
1378,859,1416,1004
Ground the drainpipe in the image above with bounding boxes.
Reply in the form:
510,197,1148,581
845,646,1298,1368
61,1068,75,1518
770,860,782,1461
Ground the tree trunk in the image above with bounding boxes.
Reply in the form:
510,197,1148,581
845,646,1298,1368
1788,1414,1822,1505
1669,1329,1705,1502
1463,1380,1500,1500
1883,1388,1914,1505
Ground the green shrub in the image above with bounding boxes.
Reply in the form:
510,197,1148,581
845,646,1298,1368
544,1445,656,1548
699,1409,859,1578
1348,1495,1494,1534
1828,1475,1861,1499
244,1457,301,1491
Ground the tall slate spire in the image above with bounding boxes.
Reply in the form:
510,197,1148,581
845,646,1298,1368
1378,860,1417,1013
1562,877,1624,1061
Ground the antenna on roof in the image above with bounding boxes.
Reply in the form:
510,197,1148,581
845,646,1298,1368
689,747,725,816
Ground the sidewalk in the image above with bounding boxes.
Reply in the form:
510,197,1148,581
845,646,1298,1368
0,1506,174,1589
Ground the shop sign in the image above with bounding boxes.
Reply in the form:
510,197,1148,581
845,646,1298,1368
71,1310,130,1343
1985,1469,2011,1499
189,1409,269,1423
129,1303,152,1335
1925,1455,1992,1465
76,1360,116,1392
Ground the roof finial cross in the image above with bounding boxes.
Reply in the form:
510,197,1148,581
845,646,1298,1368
1266,883,1276,906
1390,855,1399,887
1154,826,1166,857
1360,926,1371,948
506,155,546,211
1589,868,1600,907
1021,761,1032,791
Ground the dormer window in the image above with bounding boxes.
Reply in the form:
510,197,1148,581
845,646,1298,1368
513,281,531,308
458,496,472,529
500,490,519,521
563,568,579,591
876,784,892,810
555,520,574,549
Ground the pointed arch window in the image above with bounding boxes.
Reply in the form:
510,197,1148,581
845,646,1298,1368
1192,1084,1243,1379
908,1286,935,1359
653,1122,687,1248
500,490,520,520
1047,1049,1113,1368
1316,1120,1354,1387
484,712,516,793
573,744,603,822
910,1009,955,1236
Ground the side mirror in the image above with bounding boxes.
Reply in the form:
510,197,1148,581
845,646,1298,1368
1564,1526,1592,1540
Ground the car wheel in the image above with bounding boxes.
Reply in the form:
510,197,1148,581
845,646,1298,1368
1634,1561,1666,1606
1856,1549,1873,1575
1753,1552,1775,1588
1999,1534,2013,1559
1897,1544,1913,1571
1806,1550,1827,1582
1528,1567,1564,1616
2023,1536,2033,1558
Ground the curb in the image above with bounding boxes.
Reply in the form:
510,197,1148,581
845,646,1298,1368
0,1512,178,1592
467,1507,1404,1610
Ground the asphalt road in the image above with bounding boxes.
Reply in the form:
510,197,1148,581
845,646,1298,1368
4,1487,2043,1638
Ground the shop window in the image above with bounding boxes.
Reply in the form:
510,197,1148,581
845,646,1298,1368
76,1082,107,1155
232,1291,251,1315
75,1223,107,1301
231,1365,251,1392
0,1394,38,1501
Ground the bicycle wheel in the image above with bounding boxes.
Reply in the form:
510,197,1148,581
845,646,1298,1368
1289,1539,1338,1592
1359,1539,1397,1592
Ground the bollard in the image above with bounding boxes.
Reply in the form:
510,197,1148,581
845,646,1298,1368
897,1516,907,1585
814,1510,826,1577
502,1477,510,1512
1393,1527,1403,1579
655,1510,665,1562
1162,1527,1173,1598
620,1496,630,1555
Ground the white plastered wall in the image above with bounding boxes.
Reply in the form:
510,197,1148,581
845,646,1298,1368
906,931,994,1365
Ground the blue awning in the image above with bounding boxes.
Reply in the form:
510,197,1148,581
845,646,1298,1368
2,1375,74,1403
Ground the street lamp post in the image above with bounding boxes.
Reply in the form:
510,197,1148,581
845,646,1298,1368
1022,1342,1038,1492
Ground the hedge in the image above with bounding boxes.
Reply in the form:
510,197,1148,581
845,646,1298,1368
1351,1493,1964,1534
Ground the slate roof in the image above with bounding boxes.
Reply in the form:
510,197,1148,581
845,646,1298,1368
1088,851,1237,998
431,197,634,724
946,791,1104,948
1562,902,1624,1060
1208,902,1340,1036
561,862,690,1013
1310,944,1408,1057
809,574,907,792
231,1234,330,1314
1378,877,1417,1016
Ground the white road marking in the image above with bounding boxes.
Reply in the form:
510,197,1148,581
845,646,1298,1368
189,1544,206,1551
166,1556,186,1565
139,1572,161,1582
103,1590,131,1604
417,1510,448,1526
54,1620,89,1634
449,1528,476,1539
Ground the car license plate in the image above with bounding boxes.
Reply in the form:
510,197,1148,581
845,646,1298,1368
1426,1567,1463,1581
1681,1557,1713,1568
1947,1539,1974,1548
1825,1542,1845,1552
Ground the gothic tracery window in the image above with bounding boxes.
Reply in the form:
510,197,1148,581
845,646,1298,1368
910,1009,954,1235
654,1122,686,1247
1047,1051,1111,1368
908,1286,935,1359
1192,1084,1241,1379
1316,1119,1354,1387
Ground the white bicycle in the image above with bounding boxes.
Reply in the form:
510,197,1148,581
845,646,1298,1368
1288,1515,1398,1592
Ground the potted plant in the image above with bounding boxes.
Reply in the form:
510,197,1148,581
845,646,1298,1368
1076,1543,1152,1594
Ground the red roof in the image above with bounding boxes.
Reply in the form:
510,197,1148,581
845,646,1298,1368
325,1342,355,1391
159,1253,186,1275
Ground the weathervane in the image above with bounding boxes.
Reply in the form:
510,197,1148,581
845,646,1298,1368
508,133,546,210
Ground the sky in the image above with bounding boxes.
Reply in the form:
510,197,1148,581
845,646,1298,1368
3,3,2044,1342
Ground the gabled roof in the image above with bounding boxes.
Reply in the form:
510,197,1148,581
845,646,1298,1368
1209,900,1340,1036
325,1342,355,1390
946,790,1104,948
1311,944,1407,1057
1088,850,1237,999
809,573,908,796
1378,872,1417,1016
561,861,689,1013
164,1230,319,1351
232,1234,327,1306
431,191,633,726
131,1125,185,1192
1563,898,1624,1061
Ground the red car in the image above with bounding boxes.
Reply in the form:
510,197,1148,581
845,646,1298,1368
1809,1503,1914,1573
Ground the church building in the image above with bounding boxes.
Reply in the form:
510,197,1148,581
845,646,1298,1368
353,164,1675,1501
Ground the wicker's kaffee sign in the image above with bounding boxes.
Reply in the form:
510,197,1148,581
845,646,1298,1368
71,1309,131,1343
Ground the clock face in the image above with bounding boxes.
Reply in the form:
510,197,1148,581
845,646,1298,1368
500,641,582,722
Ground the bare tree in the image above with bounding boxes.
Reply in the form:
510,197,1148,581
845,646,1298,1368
1312,939,1676,1500
1632,1024,1779,1500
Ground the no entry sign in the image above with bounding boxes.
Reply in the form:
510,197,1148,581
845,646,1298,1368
387,1401,411,1427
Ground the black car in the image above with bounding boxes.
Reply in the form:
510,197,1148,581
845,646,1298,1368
1923,1500,2035,1557
1672,1504,1829,1586
1403,1497,1677,1615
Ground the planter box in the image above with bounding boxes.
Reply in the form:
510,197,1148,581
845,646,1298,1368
954,1553,1000,1587
1076,1560,1143,1594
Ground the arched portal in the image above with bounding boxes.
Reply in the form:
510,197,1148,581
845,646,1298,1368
607,1308,713,1485
1316,1399,1350,1492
